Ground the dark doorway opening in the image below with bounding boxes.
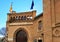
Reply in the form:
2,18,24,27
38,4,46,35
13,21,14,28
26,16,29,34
38,40,42,42
16,30,27,42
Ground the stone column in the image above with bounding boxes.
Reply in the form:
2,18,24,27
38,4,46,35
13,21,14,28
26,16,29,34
43,0,52,42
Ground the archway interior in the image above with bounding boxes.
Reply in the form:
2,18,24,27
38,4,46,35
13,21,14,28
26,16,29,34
16,30,27,42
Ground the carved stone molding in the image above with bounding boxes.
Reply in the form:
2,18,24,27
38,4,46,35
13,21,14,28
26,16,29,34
55,23,60,27
53,28,60,37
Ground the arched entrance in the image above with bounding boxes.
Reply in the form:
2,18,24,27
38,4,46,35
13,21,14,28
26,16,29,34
16,30,27,42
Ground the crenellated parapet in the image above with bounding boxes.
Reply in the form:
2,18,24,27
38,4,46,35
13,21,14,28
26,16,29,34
7,10,36,23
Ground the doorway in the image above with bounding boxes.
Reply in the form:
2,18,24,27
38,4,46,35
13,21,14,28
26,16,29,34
38,40,42,42
16,30,27,42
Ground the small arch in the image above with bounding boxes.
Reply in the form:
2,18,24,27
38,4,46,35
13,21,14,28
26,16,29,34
13,17,15,20
10,17,13,20
38,21,42,30
16,16,19,20
23,16,26,20
21,16,24,20
27,15,30,20
18,16,21,20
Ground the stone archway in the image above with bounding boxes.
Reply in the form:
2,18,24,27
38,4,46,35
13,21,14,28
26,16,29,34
16,30,27,42
13,28,28,42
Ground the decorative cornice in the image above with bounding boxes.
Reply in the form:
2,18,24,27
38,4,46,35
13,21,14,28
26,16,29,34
9,22,33,26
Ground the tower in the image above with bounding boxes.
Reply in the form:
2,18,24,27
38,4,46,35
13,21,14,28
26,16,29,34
43,0,60,42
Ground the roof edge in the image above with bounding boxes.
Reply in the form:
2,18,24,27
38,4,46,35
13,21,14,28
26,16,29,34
34,13,43,20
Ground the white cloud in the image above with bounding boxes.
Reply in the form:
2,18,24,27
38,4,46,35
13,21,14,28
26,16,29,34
0,35,4,38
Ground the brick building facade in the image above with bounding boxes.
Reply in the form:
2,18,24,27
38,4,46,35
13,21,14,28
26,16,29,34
6,0,60,42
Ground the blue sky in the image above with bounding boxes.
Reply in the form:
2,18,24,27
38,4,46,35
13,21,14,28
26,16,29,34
0,0,43,29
